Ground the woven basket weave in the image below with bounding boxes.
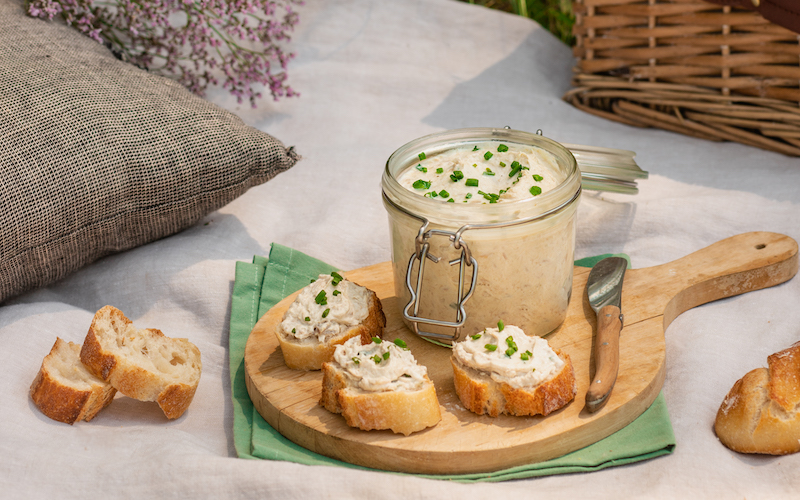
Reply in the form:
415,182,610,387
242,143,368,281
564,0,800,156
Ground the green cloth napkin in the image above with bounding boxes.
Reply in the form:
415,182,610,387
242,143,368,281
229,244,676,482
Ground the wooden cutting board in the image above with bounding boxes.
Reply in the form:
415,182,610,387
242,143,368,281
244,232,798,475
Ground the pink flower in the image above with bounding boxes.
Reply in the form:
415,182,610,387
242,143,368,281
25,0,302,106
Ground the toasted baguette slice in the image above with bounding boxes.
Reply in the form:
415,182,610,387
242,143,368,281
30,338,117,424
451,351,576,417
80,306,202,419
277,274,386,371
451,324,576,417
319,337,441,436
714,342,800,455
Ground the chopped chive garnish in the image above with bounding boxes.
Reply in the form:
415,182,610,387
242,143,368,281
499,161,506,167
478,190,499,202
484,151,493,161
498,320,505,331
497,144,508,152
465,193,472,199
331,271,343,285
485,344,498,351
447,198,455,203
439,189,449,198
530,186,542,196
315,290,327,305
471,333,482,340
418,152,426,160
520,351,530,361
310,279,316,283
424,191,438,198
332,290,341,296
292,328,296,334
532,368,536,373
533,174,543,181
372,355,382,364
412,179,431,190
472,163,478,167
504,336,518,355
322,308,330,318
472,145,479,152
465,178,479,187
450,170,464,182
436,167,444,174
509,161,522,177
402,374,412,377
304,316,310,322
382,351,390,360
416,164,427,173
393,338,407,349
352,357,360,364
372,337,382,344
483,168,495,176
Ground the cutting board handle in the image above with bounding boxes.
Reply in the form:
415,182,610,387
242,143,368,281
630,232,798,329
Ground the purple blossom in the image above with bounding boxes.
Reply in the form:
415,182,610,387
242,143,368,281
25,0,302,107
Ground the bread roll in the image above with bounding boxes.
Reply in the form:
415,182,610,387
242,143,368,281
714,342,800,455
80,306,202,420
276,272,386,371
450,323,576,417
30,338,116,424
320,336,441,436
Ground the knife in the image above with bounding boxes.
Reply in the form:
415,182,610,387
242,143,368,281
585,256,628,413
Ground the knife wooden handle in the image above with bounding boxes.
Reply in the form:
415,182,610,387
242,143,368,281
586,304,622,412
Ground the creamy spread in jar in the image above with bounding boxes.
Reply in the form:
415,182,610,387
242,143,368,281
332,336,428,392
452,323,564,389
397,142,562,204
280,273,370,343
382,129,581,342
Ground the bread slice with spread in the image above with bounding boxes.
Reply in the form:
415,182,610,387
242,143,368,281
30,338,117,424
276,272,386,371
80,306,202,420
451,322,576,417
320,336,441,436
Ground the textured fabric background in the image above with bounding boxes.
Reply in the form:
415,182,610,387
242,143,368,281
0,0,298,303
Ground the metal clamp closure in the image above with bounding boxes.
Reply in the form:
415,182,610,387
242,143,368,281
404,227,478,344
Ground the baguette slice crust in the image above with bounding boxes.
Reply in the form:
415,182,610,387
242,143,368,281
319,360,441,436
80,306,202,419
30,338,117,424
714,342,800,455
451,349,576,417
277,289,386,371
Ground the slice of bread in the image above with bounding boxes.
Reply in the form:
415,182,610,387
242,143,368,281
714,342,800,455
450,324,576,417
276,273,386,371
319,337,441,436
80,306,202,420
30,338,117,424
451,352,576,417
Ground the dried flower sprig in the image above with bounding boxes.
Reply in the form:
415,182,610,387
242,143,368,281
26,0,302,107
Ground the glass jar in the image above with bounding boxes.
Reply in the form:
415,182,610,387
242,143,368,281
381,127,581,345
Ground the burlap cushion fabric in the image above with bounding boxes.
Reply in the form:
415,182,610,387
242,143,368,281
0,0,299,303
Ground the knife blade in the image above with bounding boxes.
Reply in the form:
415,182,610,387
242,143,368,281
585,256,627,412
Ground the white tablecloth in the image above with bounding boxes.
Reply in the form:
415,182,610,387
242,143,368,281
6,0,800,497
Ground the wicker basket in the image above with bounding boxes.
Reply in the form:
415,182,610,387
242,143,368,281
564,0,800,156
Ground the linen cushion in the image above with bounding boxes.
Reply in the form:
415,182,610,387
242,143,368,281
0,0,298,303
